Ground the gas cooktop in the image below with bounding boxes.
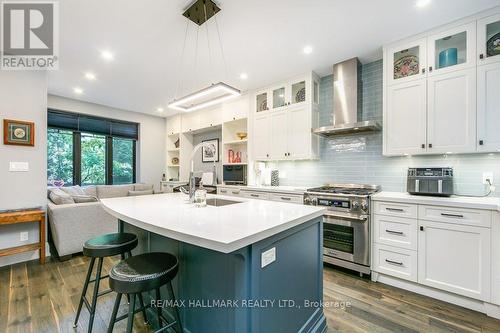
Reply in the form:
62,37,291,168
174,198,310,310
306,184,381,196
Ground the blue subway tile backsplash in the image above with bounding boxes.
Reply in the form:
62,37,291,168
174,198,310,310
271,59,500,196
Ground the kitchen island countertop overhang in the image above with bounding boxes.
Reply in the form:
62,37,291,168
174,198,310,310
100,192,326,253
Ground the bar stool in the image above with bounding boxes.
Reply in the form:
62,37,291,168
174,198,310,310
74,232,144,333
107,252,183,333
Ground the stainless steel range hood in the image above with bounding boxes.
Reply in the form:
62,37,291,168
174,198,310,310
313,58,381,137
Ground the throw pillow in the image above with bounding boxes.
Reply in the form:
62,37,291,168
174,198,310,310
49,188,75,205
72,195,98,203
61,185,86,196
128,189,154,196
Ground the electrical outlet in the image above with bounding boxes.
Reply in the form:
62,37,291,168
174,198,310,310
483,172,494,185
20,231,29,242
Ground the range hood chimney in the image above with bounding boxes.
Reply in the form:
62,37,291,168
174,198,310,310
313,57,381,137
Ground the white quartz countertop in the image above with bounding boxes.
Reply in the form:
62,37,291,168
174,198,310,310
217,184,308,195
373,191,500,211
101,193,325,253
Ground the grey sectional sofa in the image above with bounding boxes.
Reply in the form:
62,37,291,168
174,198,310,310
47,183,154,258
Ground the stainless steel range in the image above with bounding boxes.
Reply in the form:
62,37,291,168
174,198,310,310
303,184,381,275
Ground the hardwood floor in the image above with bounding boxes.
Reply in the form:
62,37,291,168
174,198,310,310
1,256,500,333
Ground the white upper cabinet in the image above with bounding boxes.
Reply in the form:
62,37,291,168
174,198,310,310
427,22,476,76
222,94,249,122
426,68,476,154
478,13,500,66
477,62,500,152
251,72,320,161
166,114,181,136
181,111,200,133
386,38,427,86
385,79,427,155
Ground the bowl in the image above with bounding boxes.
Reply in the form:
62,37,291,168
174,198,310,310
236,132,247,140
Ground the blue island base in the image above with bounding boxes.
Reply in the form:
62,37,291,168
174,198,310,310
121,217,327,333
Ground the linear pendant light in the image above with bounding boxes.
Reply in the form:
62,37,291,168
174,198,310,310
168,0,240,112
168,82,240,112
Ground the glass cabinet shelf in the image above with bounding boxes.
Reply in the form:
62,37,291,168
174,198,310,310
434,31,467,70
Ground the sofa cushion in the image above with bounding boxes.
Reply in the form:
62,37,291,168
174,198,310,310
82,185,97,198
97,184,135,198
134,183,154,191
73,195,99,203
49,188,75,205
128,189,154,196
60,185,86,196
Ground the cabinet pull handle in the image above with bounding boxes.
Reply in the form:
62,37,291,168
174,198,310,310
422,68,426,74
479,140,484,145
220,190,227,193
441,213,464,218
421,144,425,149
480,54,484,60
420,226,424,231
428,143,433,148
385,229,404,235
281,197,292,201
386,208,404,212
385,259,403,266
232,191,239,194
429,66,433,72
250,194,259,197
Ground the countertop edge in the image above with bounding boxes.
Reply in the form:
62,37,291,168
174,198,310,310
216,184,307,195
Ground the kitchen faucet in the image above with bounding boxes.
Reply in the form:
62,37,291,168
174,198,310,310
184,141,217,203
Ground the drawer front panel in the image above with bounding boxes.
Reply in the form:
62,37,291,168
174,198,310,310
374,201,417,218
373,215,418,250
269,193,303,204
241,191,270,200
373,243,417,282
419,205,491,228
217,187,241,197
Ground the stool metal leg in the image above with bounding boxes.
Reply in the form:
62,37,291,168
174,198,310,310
167,281,183,333
126,293,136,333
121,252,131,304
107,293,122,333
137,292,149,325
87,257,104,333
74,257,96,328
155,288,163,327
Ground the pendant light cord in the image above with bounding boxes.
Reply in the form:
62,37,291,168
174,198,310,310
214,15,229,81
175,21,190,99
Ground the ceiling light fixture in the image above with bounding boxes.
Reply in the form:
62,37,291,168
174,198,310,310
415,0,431,8
100,50,114,61
85,72,96,80
168,0,240,112
303,45,313,54
73,87,83,94
157,107,164,112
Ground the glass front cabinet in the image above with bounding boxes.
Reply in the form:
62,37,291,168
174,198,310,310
478,13,500,65
387,38,427,86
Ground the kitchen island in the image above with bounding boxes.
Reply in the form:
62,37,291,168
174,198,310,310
101,193,327,333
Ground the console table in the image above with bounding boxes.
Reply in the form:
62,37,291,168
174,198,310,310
0,209,46,264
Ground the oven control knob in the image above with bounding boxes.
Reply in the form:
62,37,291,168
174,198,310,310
361,200,368,211
311,198,318,206
352,200,360,209
304,196,311,205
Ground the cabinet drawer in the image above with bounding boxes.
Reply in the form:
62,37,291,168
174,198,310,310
373,201,417,219
373,215,418,250
373,243,417,282
419,205,491,228
269,193,303,204
217,187,241,197
241,191,270,200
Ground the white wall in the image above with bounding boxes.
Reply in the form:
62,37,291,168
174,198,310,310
0,71,48,266
47,95,166,190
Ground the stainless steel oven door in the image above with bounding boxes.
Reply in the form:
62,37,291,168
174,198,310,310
322,213,370,266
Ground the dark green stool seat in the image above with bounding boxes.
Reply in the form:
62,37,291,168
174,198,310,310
107,252,183,333
74,232,141,333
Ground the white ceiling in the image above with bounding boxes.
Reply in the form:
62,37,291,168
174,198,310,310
48,0,500,117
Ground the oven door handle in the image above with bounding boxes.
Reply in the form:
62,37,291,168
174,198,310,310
323,212,368,221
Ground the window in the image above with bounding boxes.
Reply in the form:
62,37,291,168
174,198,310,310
47,110,138,186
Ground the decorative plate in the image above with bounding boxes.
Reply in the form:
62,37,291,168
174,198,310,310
393,55,419,79
260,99,267,111
487,32,500,57
295,87,306,103
171,157,179,165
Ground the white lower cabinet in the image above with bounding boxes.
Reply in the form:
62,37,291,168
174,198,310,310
373,243,418,282
373,215,417,250
418,219,491,301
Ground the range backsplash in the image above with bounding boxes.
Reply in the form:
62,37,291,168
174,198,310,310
269,60,500,197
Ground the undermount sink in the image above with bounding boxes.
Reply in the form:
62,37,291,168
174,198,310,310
206,198,241,207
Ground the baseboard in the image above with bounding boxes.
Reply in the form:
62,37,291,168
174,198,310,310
0,242,50,268
376,273,489,315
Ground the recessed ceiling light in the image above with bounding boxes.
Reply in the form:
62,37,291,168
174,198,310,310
73,87,83,94
156,107,164,112
415,0,431,8
84,72,96,80
239,73,248,80
100,50,114,61
303,46,313,54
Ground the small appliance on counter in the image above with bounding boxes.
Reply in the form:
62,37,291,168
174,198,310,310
407,167,454,196
222,164,247,185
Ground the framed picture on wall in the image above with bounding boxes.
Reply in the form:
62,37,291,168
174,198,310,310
3,119,35,146
202,138,219,163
